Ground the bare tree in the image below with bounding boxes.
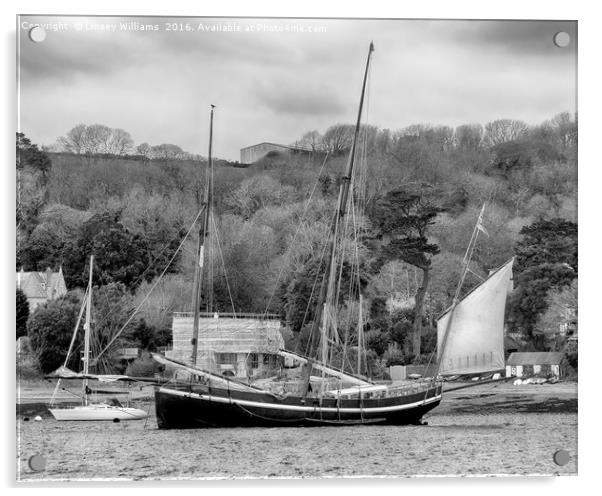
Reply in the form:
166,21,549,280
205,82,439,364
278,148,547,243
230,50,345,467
136,142,151,156
322,124,354,155
550,112,577,151
454,123,484,150
296,130,324,153
151,144,184,160
57,123,89,154
111,128,134,155
484,119,528,147
375,128,392,156
59,124,134,156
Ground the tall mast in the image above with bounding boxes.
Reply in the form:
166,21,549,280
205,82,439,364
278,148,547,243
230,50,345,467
308,42,374,362
190,105,215,367
435,204,487,376
82,255,93,406
358,294,364,375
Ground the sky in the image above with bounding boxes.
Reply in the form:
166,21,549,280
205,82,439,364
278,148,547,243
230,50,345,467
18,16,577,161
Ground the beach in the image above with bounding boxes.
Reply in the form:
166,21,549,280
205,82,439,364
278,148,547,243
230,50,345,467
16,380,577,480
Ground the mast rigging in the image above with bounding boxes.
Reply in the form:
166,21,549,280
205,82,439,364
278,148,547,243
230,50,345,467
191,104,215,367
307,42,374,366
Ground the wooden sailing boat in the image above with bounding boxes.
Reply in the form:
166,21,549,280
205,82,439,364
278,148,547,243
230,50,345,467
49,255,148,421
152,42,445,428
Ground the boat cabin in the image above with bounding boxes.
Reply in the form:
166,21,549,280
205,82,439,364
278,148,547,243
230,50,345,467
165,312,285,380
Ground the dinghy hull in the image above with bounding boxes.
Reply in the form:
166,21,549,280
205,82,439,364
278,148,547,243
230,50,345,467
49,404,148,421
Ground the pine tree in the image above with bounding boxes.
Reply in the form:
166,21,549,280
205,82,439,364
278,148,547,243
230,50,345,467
369,187,443,359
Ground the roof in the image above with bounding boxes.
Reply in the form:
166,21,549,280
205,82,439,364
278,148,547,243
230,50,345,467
506,352,564,366
240,142,312,153
16,268,65,299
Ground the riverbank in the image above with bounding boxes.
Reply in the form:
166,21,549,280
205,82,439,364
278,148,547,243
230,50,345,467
16,379,578,417
437,380,577,415
16,379,577,480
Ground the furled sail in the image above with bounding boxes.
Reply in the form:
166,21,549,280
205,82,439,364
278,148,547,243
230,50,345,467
151,353,264,392
277,349,373,386
46,366,140,382
437,258,513,375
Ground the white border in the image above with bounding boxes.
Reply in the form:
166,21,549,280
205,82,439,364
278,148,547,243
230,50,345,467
4,0,596,494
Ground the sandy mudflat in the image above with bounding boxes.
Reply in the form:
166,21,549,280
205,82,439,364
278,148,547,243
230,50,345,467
16,381,577,480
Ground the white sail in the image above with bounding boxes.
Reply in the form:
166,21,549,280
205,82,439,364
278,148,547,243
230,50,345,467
437,259,513,375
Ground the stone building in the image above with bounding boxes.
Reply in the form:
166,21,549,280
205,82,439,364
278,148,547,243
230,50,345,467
16,267,67,310
165,312,285,379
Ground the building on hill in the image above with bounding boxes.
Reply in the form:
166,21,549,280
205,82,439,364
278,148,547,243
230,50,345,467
16,267,67,310
240,142,313,164
165,312,285,379
505,351,566,379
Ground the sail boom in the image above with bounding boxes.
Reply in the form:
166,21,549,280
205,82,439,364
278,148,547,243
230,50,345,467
277,349,372,386
151,353,265,393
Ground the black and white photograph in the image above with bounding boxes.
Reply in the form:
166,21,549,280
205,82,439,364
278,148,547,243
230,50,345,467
15,11,579,481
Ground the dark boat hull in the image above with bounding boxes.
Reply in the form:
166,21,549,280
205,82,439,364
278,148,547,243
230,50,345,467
154,383,442,428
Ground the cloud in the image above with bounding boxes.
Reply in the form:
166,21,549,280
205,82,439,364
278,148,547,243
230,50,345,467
255,80,345,116
437,19,577,56
17,16,577,161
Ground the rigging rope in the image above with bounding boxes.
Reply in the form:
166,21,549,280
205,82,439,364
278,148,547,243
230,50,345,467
94,205,206,361
50,284,89,405
211,211,237,316
337,64,371,376
260,151,331,319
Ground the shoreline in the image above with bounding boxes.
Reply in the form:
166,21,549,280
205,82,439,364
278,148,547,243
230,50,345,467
17,380,578,418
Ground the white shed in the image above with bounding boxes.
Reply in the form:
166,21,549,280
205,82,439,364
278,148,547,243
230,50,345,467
505,352,565,379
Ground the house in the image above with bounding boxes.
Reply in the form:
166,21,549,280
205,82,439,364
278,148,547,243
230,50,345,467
165,312,285,379
505,352,566,379
16,267,67,310
240,142,312,164
16,336,33,357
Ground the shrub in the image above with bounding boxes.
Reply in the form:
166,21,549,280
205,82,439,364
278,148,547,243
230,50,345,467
125,353,160,377
27,293,82,374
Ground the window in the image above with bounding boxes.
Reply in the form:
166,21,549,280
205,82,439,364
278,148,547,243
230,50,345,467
250,353,259,369
217,353,236,365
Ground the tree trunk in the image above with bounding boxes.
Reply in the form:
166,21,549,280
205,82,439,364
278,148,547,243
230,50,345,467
412,265,430,360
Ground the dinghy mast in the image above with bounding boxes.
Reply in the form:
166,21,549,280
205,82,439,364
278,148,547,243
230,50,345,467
82,255,94,405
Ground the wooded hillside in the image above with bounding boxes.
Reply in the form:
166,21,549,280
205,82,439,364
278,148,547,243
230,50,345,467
16,113,578,374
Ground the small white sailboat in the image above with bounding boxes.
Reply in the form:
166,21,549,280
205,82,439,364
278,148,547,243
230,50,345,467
50,402,147,421
48,255,148,421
